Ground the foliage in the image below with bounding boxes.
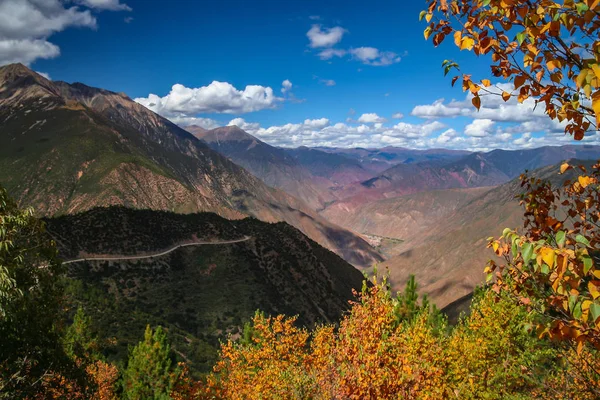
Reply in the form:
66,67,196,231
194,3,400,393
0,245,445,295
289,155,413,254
446,290,558,399
487,162,600,349
122,325,176,400
422,0,600,140
395,274,444,329
63,306,100,362
0,185,74,398
168,276,593,399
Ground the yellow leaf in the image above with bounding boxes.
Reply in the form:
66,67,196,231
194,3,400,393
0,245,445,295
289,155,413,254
576,69,589,89
460,37,474,51
592,64,600,80
579,175,592,188
546,59,561,71
589,282,600,299
424,27,432,40
560,162,570,174
592,90,600,128
540,247,555,268
481,79,491,87
453,31,462,47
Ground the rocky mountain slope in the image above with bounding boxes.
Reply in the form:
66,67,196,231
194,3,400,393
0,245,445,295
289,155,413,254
45,207,366,374
192,126,337,210
0,63,381,267
332,186,492,244
380,160,593,309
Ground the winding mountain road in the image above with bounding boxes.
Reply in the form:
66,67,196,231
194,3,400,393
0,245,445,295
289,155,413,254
61,236,252,265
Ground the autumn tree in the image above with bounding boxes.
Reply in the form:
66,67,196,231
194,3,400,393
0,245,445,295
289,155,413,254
423,0,600,140
487,163,600,348
197,276,591,398
122,325,176,400
0,185,76,398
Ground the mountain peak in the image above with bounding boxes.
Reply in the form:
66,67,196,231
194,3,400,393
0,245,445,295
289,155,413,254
199,125,259,143
0,63,51,86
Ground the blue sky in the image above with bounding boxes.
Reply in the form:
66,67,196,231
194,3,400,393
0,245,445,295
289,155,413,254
2,0,597,149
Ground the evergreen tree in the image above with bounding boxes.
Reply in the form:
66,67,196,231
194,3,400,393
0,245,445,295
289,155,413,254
63,306,99,362
123,325,175,400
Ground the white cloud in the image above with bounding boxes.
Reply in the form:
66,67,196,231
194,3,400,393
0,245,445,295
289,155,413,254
281,79,292,94
464,119,495,137
349,47,401,66
358,113,387,124
435,128,458,144
319,79,336,86
411,98,469,118
228,117,261,132
76,0,131,11
221,117,447,148
318,48,346,60
35,70,50,79
0,39,60,65
392,112,404,119
306,25,346,48
411,84,549,123
173,116,220,129
124,16,133,23
214,113,600,151
135,81,282,115
0,0,126,66
303,117,330,129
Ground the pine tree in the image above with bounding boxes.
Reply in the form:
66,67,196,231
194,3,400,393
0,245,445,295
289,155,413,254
63,306,99,362
122,325,175,400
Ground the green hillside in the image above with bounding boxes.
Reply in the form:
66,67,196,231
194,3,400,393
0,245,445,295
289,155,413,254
45,207,365,375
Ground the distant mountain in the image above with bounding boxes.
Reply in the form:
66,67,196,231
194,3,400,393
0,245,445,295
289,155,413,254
46,207,366,374
185,125,208,136
285,146,374,185
322,146,600,230
330,186,492,245
314,146,471,174
192,126,338,210
0,64,381,267
380,160,594,308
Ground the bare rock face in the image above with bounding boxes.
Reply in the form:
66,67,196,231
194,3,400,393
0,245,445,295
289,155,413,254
0,63,382,268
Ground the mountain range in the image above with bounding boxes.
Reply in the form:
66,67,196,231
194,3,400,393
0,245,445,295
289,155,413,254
0,63,381,267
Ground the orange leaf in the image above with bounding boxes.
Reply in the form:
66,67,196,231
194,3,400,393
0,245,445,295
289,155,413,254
481,79,491,87
502,91,511,102
472,96,481,110
560,162,570,174
514,75,527,89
